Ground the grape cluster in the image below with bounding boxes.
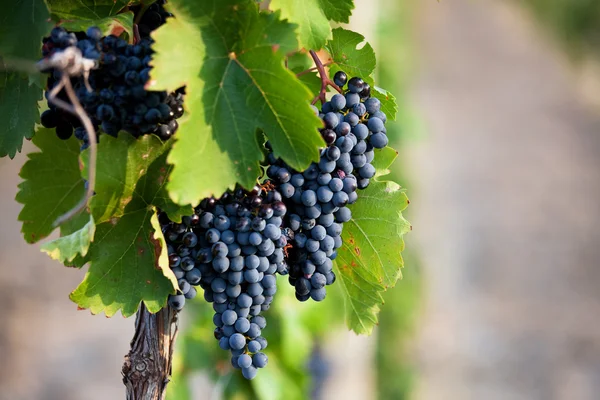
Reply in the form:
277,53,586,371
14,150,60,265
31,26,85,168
266,71,388,302
160,70,387,380
40,27,103,140
40,22,184,146
161,186,289,379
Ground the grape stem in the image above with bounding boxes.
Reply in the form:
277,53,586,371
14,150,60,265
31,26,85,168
295,62,332,78
308,50,342,105
133,24,142,44
48,74,97,227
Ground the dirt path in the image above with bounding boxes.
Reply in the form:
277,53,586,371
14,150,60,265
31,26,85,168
407,1,600,399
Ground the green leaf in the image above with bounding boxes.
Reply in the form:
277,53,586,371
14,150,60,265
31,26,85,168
82,134,191,224
47,0,133,20
69,133,188,316
372,146,399,177
318,0,354,23
150,0,323,205
335,150,410,334
0,0,51,61
270,0,332,50
325,27,398,120
41,215,96,263
372,86,398,123
70,205,176,316
0,73,43,158
326,27,376,81
60,12,134,41
17,129,86,243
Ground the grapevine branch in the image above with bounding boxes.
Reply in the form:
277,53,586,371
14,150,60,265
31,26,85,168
309,50,342,105
123,304,179,400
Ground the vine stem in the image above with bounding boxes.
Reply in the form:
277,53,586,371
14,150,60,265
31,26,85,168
309,50,342,105
48,74,97,227
123,304,179,400
295,62,332,78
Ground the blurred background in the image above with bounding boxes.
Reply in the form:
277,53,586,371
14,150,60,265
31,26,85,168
2,0,600,399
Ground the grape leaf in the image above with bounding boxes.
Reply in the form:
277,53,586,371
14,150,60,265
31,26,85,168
325,27,398,120
81,134,191,224
0,0,51,61
0,0,49,158
318,0,354,24
269,0,331,50
372,86,398,123
69,205,177,316
68,133,187,316
41,215,96,263
269,0,354,50
0,73,43,158
17,129,86,243
335,149,410,334
149,0,323,205
60,12,134,41
47,0,133,20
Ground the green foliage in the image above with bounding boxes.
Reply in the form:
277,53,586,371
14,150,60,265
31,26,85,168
46,0,134,20
150,0,323,205
0,0,51,61
17,130,86,243
70,207,177,316
41,215,96,263
335,147,410,334
269,0,354,49
67,134,188,315
0,73,43,158
325,28,398,120
81,134,191,224
60,12,135,41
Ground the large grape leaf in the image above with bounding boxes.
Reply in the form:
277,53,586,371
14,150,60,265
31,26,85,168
46,0,134,20
149,0,323,205
60,12,134,41
81,134,191,224
335,147,410,334
68,133,188,316
70,205,177,316
41,215,96,263
17,129,86,243
325,28,398,120
269,0,354,50
0,73,43,158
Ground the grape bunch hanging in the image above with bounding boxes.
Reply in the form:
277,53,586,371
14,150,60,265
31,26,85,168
160,70,388,379
39,1,185,149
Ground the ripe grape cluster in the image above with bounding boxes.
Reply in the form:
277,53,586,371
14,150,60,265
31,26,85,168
266,71,388,302
40,3,184,146
161,186,289,379
159,70,387,380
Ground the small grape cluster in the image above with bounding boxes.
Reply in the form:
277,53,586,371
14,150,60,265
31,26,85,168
161,186,289,379
266,71,388,302
40,21,184,146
